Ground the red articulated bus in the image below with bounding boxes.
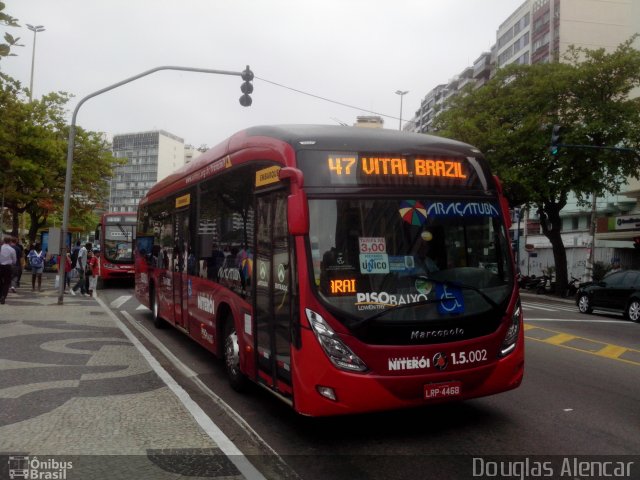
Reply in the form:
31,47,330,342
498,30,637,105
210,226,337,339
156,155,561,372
134,125,524,416
94,212,137,284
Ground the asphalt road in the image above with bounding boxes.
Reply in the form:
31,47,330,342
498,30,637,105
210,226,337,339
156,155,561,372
100,285,640,480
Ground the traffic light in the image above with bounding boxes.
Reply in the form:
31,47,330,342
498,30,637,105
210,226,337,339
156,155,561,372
634,236,640,250
239,65,253,107
550,124,562,155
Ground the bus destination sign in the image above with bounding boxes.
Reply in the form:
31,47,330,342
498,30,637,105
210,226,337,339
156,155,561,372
297,152,481,188
328,156,467,181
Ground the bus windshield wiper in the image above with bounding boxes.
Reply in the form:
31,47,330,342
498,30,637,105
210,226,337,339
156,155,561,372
355,276,499,328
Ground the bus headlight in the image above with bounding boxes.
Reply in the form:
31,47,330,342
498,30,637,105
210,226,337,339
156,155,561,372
499,300,522,357
305,308,368,373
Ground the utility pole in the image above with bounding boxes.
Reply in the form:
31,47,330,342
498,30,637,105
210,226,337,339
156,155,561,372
57,65,252,304
584,192,597,282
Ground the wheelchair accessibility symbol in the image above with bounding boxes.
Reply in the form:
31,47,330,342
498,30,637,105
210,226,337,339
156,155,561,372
436,284,464,314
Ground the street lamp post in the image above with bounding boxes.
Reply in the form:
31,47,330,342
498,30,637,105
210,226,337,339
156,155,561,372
57,65,251,304
395,90,408,131
26,24,45,102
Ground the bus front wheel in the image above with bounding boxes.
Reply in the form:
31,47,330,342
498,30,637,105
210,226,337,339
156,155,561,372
224,320,248,392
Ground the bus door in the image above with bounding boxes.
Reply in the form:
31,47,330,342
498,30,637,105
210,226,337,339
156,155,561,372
254,189,293,397
173,208,190,330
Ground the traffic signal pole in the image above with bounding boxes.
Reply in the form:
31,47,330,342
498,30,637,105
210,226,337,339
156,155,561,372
58,65,253,304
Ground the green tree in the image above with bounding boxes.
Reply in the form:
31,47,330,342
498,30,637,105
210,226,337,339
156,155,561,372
434,38,640,295
0,73,124,242
0,1,22,60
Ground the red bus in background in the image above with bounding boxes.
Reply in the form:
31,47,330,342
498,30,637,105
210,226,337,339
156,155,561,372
134,125,524,416
94,212,137,284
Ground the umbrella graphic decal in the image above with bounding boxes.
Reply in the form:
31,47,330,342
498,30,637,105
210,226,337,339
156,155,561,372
241,257,253,279
399,200,427,225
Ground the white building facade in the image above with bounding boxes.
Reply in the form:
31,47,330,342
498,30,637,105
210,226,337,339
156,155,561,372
109,130,185,213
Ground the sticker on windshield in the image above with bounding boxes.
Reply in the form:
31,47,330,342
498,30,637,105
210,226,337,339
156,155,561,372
435,284,465,314
399,200,428,225
414,277,434,295
426,201,499,217
359,253,389,274
389,255,415,272
355,291,429,311
359,237,386,254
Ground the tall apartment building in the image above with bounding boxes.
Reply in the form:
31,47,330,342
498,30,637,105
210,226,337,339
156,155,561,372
410,0,639,133
110,130,185,213
406,0,640,275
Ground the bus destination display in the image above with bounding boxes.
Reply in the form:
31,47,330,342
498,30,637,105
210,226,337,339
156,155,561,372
329,156,466,180
297,152,482,188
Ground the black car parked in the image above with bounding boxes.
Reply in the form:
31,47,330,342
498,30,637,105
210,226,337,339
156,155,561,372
576,270,640,322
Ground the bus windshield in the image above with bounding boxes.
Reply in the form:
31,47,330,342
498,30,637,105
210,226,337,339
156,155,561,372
104,224,136,263
308,197,513,322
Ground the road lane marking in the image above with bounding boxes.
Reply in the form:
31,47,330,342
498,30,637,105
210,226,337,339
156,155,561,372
525,318,630,324
93,297,268,480
110,295,132,309
544,333,577,345
121,311,197,379
118,309,292,478
524,323,640,367
522,302,557,311
596,344,627,359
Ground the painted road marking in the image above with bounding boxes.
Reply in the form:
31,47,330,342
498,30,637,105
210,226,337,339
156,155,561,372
544,333,577,345
524,323,640,367
522,301,577,312
525,317,630,324
93,298,268,480
110,295,132,309
522,302,557,312
596,344,627,359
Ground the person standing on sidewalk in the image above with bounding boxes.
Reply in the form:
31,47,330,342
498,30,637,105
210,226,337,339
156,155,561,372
27,242,46,292
0,237,17,304
10,237,23,292
70,242,90,296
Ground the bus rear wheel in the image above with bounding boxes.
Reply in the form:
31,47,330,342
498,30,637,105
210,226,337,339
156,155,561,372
224,320,248,392
151,286,165,328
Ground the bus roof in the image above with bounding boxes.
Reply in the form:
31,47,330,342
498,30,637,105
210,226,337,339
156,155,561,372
242,125,482,155
144,125,485,201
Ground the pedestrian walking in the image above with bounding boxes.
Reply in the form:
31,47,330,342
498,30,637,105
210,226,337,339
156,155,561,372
86,248,99,296
70,242,91,296
70,240,81,269
10,237,23,291
0,237,17,304
59,252,73,293
27,242,46,292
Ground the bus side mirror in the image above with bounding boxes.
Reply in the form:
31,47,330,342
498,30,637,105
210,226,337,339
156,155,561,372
287,191,309,235
493,175,512,229
279,167,309,236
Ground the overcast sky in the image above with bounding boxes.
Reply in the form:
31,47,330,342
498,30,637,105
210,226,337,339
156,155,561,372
2,0,523,149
